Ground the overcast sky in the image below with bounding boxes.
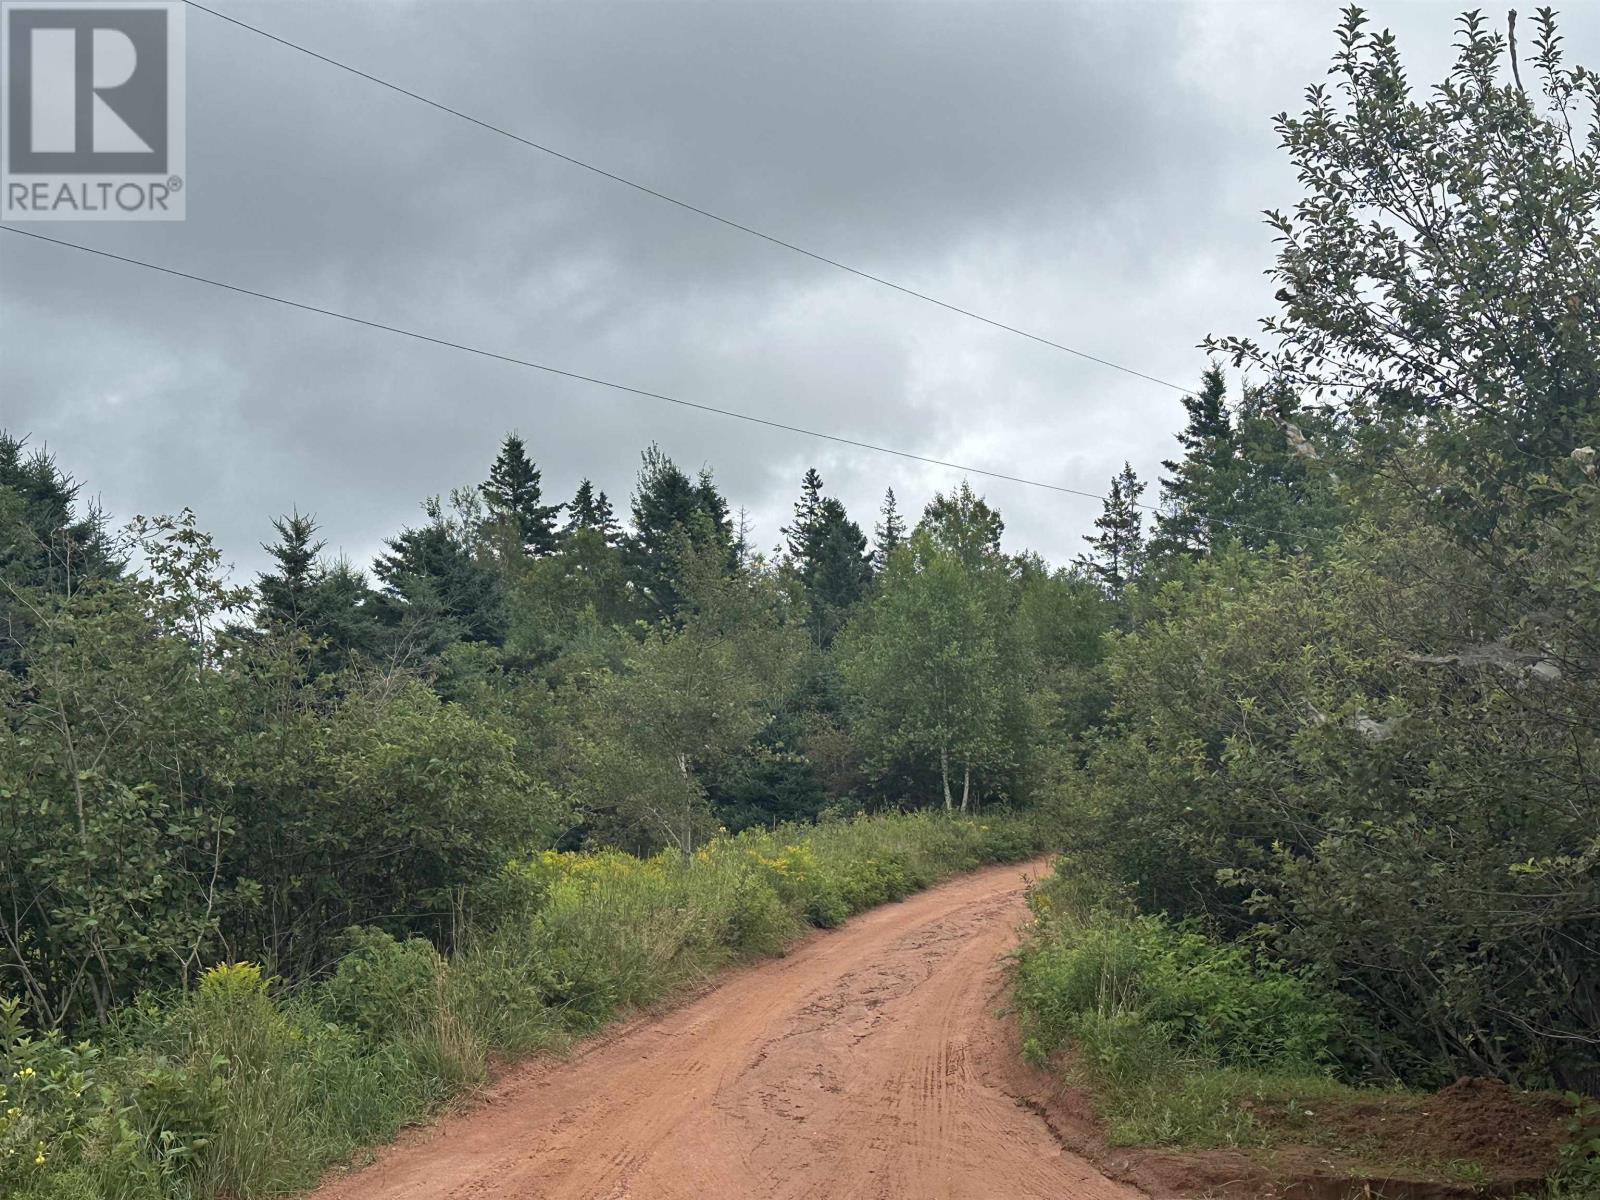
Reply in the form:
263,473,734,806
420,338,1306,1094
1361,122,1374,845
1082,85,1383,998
3,0,1596,582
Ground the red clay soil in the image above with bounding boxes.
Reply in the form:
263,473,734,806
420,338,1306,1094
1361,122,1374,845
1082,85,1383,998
306,861,1577,1200
1008,1056,1577,1200
308,858,1144,1200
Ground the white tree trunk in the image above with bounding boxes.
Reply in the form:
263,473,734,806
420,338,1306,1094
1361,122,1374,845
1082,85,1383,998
940,743,953,811
679,752,694,857
960,763,971,813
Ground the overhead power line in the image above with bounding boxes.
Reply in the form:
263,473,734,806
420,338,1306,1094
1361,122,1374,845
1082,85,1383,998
0,226,1296,541
181,0,1190,395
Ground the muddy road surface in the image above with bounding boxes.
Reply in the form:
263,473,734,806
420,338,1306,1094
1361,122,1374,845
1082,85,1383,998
310,859,1142,1200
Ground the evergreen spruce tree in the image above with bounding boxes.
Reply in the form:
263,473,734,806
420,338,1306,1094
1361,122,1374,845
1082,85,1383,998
625,445,732,618
783,468,826,561
1227,378,1345,552
374,498,506,649
254,513,379,671
804,498,873,644
873,486,905,569
1142,370,1346,579
0,432,121,595
1079,463,1145,598
308,556,381,667
562,478,620,546
0,432,123,674
695,467,734,552
256,511,324,630
778,468,876,643
480,433,560,557
1149,365,1237,562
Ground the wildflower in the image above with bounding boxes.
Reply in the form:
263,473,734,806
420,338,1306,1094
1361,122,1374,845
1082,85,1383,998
35,1152,46,1165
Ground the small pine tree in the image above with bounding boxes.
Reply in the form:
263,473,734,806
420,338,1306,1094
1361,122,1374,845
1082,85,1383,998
783,468,826,562
1079,463,1145,598
873,487,905,569
562,478,620,545
1150,365,1236,560
256,511,325,629
480,433,560,557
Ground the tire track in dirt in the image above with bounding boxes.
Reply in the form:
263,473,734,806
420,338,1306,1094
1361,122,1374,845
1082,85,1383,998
309,859,1143,1200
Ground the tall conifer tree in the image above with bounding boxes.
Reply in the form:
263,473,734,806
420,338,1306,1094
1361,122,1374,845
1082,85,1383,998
873,487,905,569
625,445,731,618
481,433,560,557
1079,463,1145,598
783,468,826,561
256,511,324,629
375,498,507,649
1150,365,1236,561
0,433,122,674
804,498,873,643
562,478,620,546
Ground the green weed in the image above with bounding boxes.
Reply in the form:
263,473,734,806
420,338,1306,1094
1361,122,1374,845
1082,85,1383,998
8,811,1042,1200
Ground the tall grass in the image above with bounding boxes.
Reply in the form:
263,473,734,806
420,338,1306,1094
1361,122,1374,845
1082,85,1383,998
2,811,1041,1200
1011,864,1598,1191
1012,865,1355,1149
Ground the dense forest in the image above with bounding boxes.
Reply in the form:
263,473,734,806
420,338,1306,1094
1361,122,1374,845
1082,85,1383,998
0,423,1107,1014
1,7,1598,1196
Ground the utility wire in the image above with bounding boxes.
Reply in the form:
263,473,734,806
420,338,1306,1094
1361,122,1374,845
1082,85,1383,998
0,226,1298,541
181,0,1190,395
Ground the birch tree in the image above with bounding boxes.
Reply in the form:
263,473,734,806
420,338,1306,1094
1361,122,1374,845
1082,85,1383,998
837,531,1022,811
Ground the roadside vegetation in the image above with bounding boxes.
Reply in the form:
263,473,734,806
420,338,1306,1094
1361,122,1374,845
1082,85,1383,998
1,812,1040,1200
1012,10,1600,1196
1015,871,1346,1150
1014,869,1594,1195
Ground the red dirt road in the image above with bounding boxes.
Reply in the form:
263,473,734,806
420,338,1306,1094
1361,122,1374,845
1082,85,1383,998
311,859,1143,1200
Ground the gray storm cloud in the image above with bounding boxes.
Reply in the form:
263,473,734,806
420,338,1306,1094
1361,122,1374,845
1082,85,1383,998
4,0,1594,580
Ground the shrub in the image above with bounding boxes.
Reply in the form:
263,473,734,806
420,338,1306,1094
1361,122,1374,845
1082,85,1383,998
320,929,444,1043
833,856,913,911
1015,890,1340,1077
180,963,311,1198
0,997,109,1192
447,936,561,1058
1013,871,1353,1149
1064,498,1600,1089
724,871,797,956
749,842,847,928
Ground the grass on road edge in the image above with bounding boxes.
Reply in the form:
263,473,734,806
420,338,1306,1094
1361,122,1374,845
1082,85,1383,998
4,811,1044,1200
1011,863,1598,1197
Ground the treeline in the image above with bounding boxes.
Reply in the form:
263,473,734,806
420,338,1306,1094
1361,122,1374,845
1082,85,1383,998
2,404,1144,1029
0,359,1340,1034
